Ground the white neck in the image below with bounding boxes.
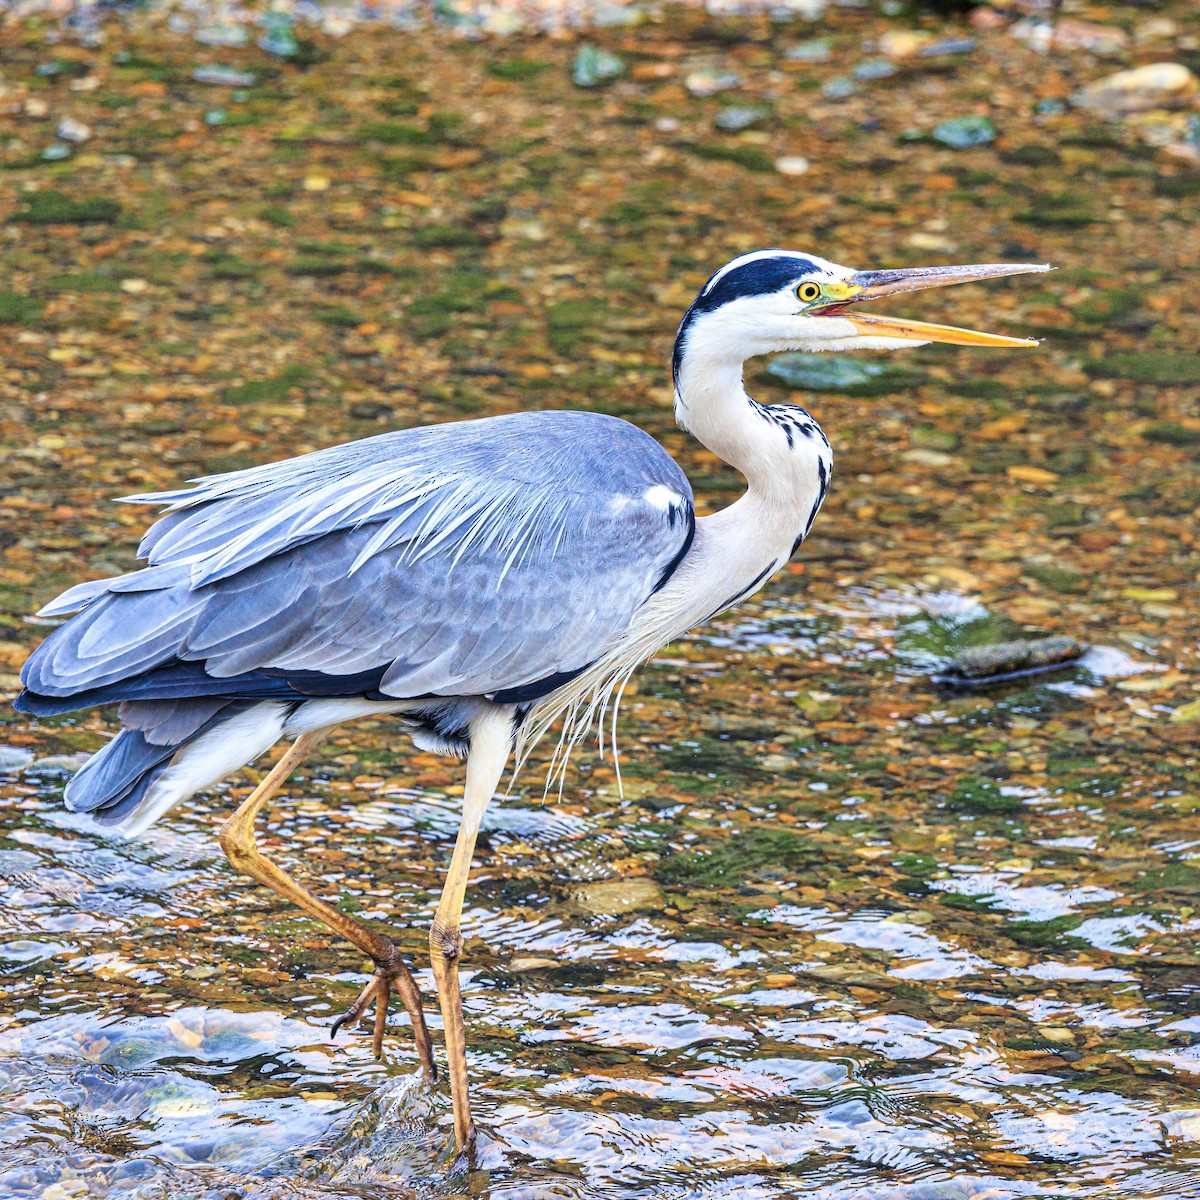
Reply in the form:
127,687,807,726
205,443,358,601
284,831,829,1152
657,314,833,636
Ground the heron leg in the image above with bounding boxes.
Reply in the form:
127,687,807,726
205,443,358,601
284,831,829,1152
218,731,436,1080
429,708,513,1152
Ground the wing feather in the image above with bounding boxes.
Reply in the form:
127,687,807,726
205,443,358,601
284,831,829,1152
24,411,695,707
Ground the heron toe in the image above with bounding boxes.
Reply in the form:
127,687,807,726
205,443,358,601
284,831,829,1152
331,945,437,1080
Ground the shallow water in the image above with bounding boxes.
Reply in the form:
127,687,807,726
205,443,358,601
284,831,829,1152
3,4,1200,1198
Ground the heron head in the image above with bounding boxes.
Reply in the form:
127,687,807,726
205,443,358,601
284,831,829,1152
675,250,1051,364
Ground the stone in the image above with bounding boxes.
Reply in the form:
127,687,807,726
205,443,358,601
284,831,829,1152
879,30,931,59
686,69,741,98
56,117,91,143
573,877,664,916
0,747,34,775
917,37,978,58
1072,64,1200,117
786,39,832,64
193,66,257,87
571,45,623,88
259,13,300,59
938,636,1088,684
821,77,857,100
765,353,925,395
1051,20,1129,57
715,106,770,132
194,23,249,47
852,58,897,82
774,155,810,176
931,115,997,148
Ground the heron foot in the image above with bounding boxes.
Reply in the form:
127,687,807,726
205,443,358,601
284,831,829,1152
331,943,436,1081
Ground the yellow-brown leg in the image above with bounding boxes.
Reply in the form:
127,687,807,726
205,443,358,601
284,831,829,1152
218,730,435,1079
429,708,513,1152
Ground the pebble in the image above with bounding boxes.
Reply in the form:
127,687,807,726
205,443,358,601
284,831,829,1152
194,23,248,48
918,37,978,58
685,69,741,98
573,877,663,916
510,956,560,972
879,30,930,59
1072,63,1200,117
852,58,896,82
931,115,997,148
192,66,257,87
0,747,34,775
1051,19,1130,58
767,353,921,393
41,143,71,161
822,77,858,100
786,38,832,64
56,116,91,143
571,45,623,88
774,155,810,176
935,635,1088,686
715,105,769,132
259,14,300,59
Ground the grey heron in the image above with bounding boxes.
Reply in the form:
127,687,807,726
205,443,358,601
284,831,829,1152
16,249,1047,1151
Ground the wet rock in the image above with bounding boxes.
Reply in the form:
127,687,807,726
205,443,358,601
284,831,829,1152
259,13,301,59
774,155,810,176
852,58,896,82
879,30,931,59
41,144,71,161
56,116,91,143
933,635,1088,687
765,354,925,395
1072,63,1200,117
571,45,623,88
193,65,257,87
786,38,832,64
931,115,997,148
686,69,741,98
25,753,88,781
715,105,770,132
918,37,978,58
510,956,560,972
821,77,857,100
1051,19,1130,58
194,24,248,48
0,747,34,776
573,877,663,915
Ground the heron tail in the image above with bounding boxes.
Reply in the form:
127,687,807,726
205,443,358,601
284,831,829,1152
65,699,290,837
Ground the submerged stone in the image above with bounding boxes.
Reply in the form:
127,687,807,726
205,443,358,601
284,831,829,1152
571,45,623,88
1072,63,1200,117
934,635,1088,687
573,877,663,915
259,13,300,59
931,116,997,148
852,58,897,82
786,38,832,63
686,69,741,98
193,65,257,87
822,77,858,100
715,105,770,132
195,23,248,48
765,354,925,395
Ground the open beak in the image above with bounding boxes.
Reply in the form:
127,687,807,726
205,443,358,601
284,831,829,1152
819,262,1052,347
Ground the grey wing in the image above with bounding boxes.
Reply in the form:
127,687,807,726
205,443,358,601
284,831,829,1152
22,410,694,705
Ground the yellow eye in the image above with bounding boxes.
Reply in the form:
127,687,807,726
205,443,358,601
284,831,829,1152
797,282,821,303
